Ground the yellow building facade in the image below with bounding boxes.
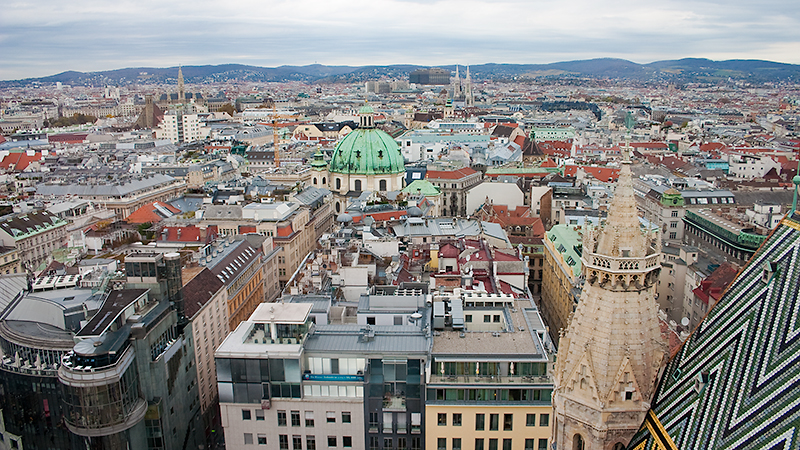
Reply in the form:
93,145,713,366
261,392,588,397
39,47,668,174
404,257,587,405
426,404,552,450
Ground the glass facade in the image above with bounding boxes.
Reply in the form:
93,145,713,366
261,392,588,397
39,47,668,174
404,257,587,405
61,365,141,431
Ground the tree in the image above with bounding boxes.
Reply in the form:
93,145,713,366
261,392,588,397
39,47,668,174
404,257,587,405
218,103,235,116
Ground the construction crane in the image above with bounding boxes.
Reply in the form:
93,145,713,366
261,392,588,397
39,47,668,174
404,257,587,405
268,102,296,167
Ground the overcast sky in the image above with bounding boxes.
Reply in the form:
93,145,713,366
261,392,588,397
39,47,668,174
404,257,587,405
1,0,799,80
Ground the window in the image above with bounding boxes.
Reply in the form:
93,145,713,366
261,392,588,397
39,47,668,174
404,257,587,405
256,410,265,421
370,437,380,450
293,436,303,450
539,414,549,427
669,232,677,239
243,409,252,420
452,413,462,426
343,436,352,448
670,221,678,228
489,439,498,450
671,210,679,217
328,436,337,447
526,414,536,427
475,439,485,450
280,435,289,450
503,439,512,450
336,178,341,190
367,317,376,325
493,315,501,323
453,438,462,450
438,413,447,426
380,180,387,191
465,315,472,323
306,411,315,427
490,414,499,431
394,315,404,325
476,413,485,431
412,437,422,450
258,434,268,445
327,411,336,423
291,411,301,427
438,437,447,450
525,439,535,450
538,439,548,450
355,180,362,191
483,315,491,323
244,433,254,445
278,410,287,426
307,436,316,450
342,412,352,423
399,437,407,449
503,414,513,431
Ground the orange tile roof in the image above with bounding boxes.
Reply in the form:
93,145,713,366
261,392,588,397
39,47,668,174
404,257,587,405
426,167,478,180
0,152,42,172
125,201,181,224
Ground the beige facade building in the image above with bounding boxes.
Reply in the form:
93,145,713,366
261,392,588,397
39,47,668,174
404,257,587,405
540,225,583,345
552,149,667,450
0,211,68,270
182,267,230,413
0,247,21,275
426,292,555,450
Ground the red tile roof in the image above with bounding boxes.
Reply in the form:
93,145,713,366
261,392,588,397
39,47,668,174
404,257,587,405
126,201,182,224
0,152,43,172
438,243,460,258
160,225,203,242
276,224,294,237
564,165,620,181
48,133,89,144
426,167,478,180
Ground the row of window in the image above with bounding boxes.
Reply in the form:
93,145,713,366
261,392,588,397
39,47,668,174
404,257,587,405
437,412,548,429
248,410,352,427
437,438,548,450
243,434,354,448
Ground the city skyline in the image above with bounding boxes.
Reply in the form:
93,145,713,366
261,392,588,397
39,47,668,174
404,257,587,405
1,0,798,81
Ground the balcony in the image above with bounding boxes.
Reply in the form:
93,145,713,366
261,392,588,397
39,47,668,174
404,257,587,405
431,374,552,385
382,392,406,411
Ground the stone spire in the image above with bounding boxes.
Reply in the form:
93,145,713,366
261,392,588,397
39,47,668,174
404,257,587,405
465,66,474,107
552,112,667,450
177,66,185,104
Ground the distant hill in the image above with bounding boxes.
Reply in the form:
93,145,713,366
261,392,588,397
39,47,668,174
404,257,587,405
4,58,799,86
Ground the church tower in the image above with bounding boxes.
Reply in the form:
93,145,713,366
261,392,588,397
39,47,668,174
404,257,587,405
465,65,474,107
552,115,667,450
452,65,462,100
177,66,185,104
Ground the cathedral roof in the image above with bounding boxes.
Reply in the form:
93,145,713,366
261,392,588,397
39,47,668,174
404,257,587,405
628,212,800,449
328,128,405,176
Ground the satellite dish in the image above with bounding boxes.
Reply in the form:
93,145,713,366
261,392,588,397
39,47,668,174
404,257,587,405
681,317,690,327
410,312,423,320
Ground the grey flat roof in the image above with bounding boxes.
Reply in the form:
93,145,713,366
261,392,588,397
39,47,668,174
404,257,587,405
304,325,430,355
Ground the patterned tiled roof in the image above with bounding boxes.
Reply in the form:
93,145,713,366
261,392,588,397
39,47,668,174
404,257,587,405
629,212,800,450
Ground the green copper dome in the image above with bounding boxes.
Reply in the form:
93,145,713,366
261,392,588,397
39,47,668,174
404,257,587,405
328,128,405,175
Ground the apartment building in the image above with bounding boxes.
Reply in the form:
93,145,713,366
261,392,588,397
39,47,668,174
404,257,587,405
0,210,68,270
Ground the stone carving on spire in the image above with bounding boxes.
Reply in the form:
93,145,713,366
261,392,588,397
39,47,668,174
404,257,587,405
552,110,667,449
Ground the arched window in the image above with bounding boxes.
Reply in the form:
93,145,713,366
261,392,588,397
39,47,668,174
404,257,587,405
379,179,387,191
336,178,341,190
322,177,326,185
613,443,626,450
573,434,584,450
355,180,362,191
313,177,317,185
335,202,341,213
